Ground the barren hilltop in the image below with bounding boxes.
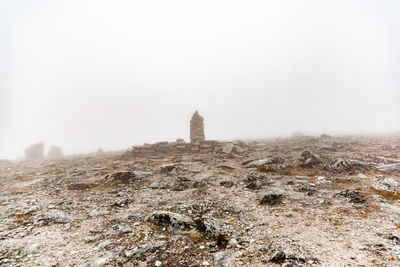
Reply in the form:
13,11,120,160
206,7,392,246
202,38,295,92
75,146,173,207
1,133,400,266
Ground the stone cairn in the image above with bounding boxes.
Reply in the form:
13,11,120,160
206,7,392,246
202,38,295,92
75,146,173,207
48,146,63,159
24,142,45,161
190,111,205,143
127,110,249,157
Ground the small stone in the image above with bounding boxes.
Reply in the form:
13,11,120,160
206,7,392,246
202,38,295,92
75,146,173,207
202,261,210,266
270,251,286,263
197,216,220,238
148,211,195,233
149,181,160,189
228,239,237,246
155,260,162,266
260,190,283,205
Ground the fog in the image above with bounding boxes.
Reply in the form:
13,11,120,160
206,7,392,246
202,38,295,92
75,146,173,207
1,0,399,159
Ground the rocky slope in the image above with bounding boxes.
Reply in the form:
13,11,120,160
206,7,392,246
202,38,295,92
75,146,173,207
1,135,400,266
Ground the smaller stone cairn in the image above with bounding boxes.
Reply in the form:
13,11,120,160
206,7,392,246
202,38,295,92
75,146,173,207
48,146,63,159
24,142,45,161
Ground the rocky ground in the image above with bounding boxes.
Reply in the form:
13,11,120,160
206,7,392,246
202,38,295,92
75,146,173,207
1,135,400,266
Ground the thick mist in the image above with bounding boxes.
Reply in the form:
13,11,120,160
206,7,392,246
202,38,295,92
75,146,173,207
1,0,399,159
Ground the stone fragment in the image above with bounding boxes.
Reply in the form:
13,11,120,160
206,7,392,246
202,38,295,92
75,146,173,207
220,181,234,188
24,142,44,161
108,225,132,235
260,190,283,205
197,216,220,238
335,190,365,204
222,143,234,154
148,211,195,233
159,164,177,174
89,210,109,217
213,251,230,267
270,251,286,263
125,241,166,257
377,163,400,174
372,177,400,192
149,181,160,189
133,170,153,179
245,158,276,168
245,180,263,190
104,171,138,184
35,210,73,224
298,151,321,168
328,158,370,173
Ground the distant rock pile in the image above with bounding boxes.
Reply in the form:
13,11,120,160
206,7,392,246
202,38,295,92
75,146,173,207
24,142,44,161
47,146,63,159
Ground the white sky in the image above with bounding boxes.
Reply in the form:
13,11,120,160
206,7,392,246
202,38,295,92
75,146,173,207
1,0,399,159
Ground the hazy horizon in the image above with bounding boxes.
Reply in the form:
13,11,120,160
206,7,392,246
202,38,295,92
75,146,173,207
1,0,400,159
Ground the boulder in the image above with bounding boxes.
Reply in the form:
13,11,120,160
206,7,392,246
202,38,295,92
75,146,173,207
260,189,283,205
328,158,370,173
125,241,166,257
335,190,365,204
104,171,138,184
148,211,195,233
298,151,321,168
197,216,220,238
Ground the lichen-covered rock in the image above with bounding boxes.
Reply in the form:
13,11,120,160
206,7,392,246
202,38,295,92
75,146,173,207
197,216,220,238
104,171,138,184
328,158,370,173
260,190,283,205
148,211,195,233
159,164,177,174
245,158,276,168
34,210,73,225
299,151,321,168
125,241,166,257
377,163,400,174
335,190,365,204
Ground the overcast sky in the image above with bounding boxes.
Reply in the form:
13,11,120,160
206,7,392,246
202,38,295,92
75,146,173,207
1,0,399,159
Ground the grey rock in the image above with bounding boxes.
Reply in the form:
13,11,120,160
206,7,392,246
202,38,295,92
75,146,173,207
148,211,195,233
377,162,400,174
104,171,138,184
270,251,286,263
109,224,132,235
220,181,234,188
245,158,276,168
372,177,400,192
96,240,111,250
133,170,153,179
299,151,321,168
197,216,220,238
36,210,73,224
149,181,160,189
89,210,109,217
260,190,283,205
329,158,370,173
213,251,229,267
222,143,234,154
125,241,166,257
336,190,365,204
160,164,177,174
